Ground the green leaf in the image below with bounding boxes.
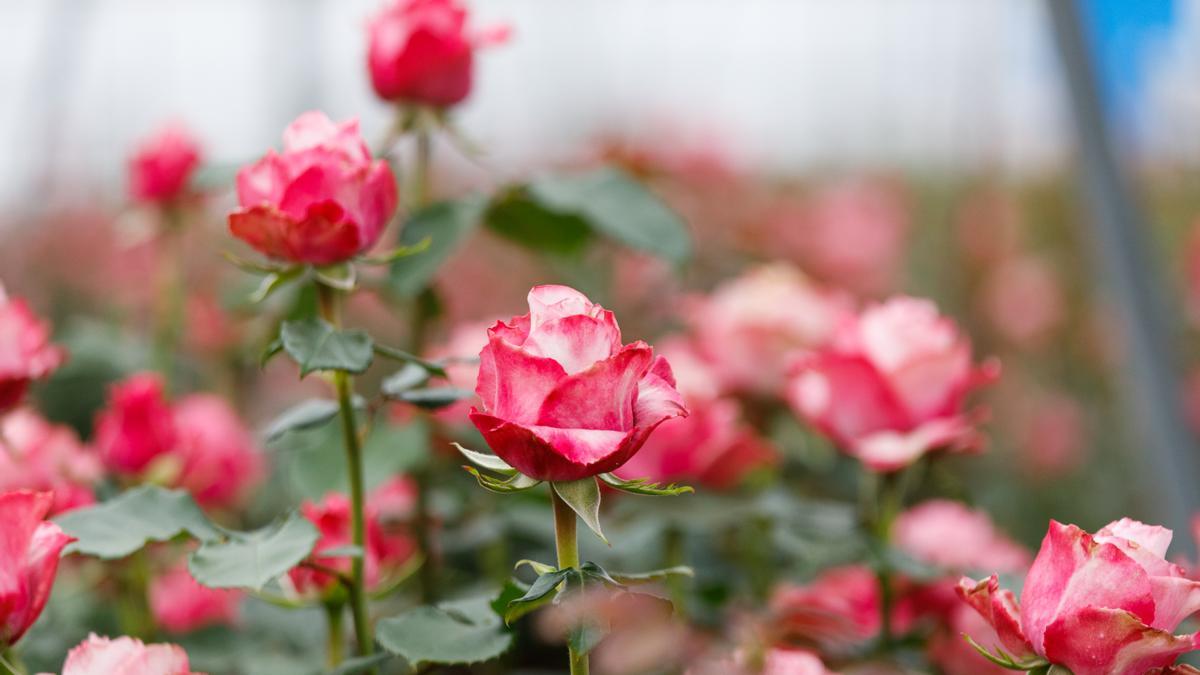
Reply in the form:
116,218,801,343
484,189,592,255
569,622,607,657
373,344,448,378
189,513,319,591
376,596,512,668
513,559,556,576
358,237,431,265
56,486,221,559
324,653,394,675
608,566,694,585
528,167,691,263
552,479,607,544
379,363,429,396
262,399,340,442
454,443,516,474
597,472,694,496
314,263,357,292
389,198,485,297
287,419,429,500
222,251,289,274
464,466,541,493
389,386,473,410
505,569,574,624
281,319,374,376
249,267,306,303
260,337,284,367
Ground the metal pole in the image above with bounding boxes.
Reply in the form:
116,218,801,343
1046,0,1200,545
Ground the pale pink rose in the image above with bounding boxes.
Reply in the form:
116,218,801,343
762,648,838,675
426,319,492,425
959,519,1200,675
128,123,203,205
893,500,1029,574
770,565,915,647
688,264,852,396
776,179,910,296
0,285,66,414
367,0,509,107
288,477,418,597
787,296,997,472
229,111,397,265
94,373,177,476
59,634,199,675
0,491,73,647
0,409,101,515
979,256,1065,348
149,563,240,634
171,395,265,509
471,285,687,481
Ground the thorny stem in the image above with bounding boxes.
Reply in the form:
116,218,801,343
317,283,375,671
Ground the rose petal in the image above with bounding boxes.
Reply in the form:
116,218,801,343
469,411,630,481
1042,607,1198,675
787,353,910,446
475,336,566,424
537,344,653,431
524,314,622,374
956,575,1036,660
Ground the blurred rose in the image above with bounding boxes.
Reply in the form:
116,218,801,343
959,519,1200,675
425,319,491,425
688,264,851,397
0,491,72,647
367,0,508,107
59,634,197,675
776,179,910,297
184,294,242,356
770,565,914,647
471,285,687,481
229,111,397,265
788,296,997,472
979,256,1064,348
172,395,265,509
1013,390,1086,478
0,409,101,515
926,603,1010,675
94,373,178,476
288,477,418,596
0,285,66,414
128,124,202,205
149,563,240,634
893,499,1029,574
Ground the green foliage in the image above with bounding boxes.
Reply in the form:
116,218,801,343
189,513,320,590
280,319,374,376
376,595,513,668
598,472,695,496
484,189,593,255
389,198,486,297
386,386,473,409
552,478,607,544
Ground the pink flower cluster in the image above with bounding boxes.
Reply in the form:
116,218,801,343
0,409,101,515
94,373,264,509
0,285,66,414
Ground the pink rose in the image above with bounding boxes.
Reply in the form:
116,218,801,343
367,0,508,107
687,264,851,396
0,285,66,414
979,255,1065,348
761,648,837,675
229,111,398,265
128,123,203,205
470,285,687,481
926,603,1011,675
770,565,915,647
0,491,73,647
787,296,997,472
172,395,265,509
288,478,418,596
59,634,199,675
94,373,178,476
893,500,1029,574
149,563,240,634
0,409,101,515
959,519,1200,675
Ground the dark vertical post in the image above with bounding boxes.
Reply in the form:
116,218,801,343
1046,0,1200,544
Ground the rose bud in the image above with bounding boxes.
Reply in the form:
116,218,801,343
787,296,998,472
0,408,102,515
171,395,265,509
0,491,73,648
958,519,1200,675
367,0,509,108
149,562,241,634
127,123,203,205
94,373,178,477
59,634,198,675
687,264,852,397
229,111,398,265
0,285,66,414
288,478,418,597
470,285,687,482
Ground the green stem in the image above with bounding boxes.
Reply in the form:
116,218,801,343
413,121,433,207
862,470,903,651
552,490,588,675
664,526,687,616
0,648,25,675
115,550,155,640
324,603,346,668
153,207,186,391
318,284,375,669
